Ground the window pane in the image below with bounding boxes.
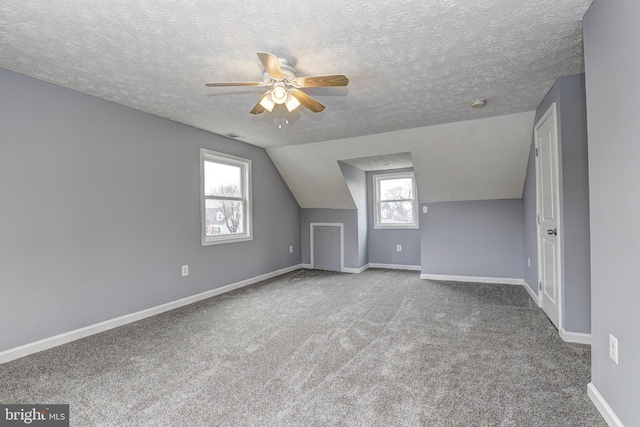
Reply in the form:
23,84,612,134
205,199,244,236
204,161,242,197
380,178,413,201
380,201,414,224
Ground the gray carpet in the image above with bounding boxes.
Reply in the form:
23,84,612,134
0,269,605,426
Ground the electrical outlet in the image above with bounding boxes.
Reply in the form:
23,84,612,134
396,244,402,252
289,245,294,253
609,334,619,364
181,265,189,277
422,206,428,213
528,257,531,268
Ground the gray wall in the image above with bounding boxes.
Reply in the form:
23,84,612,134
584,1,640,424
522,137,538,289
421,199,524,278
300,209,359,269
521,74,591,334
339,162,368,267
0,68,301,352
366,169,421,266
558,75,591,333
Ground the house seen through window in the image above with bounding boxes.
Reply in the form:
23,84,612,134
201,149,252,245
373,171,418,229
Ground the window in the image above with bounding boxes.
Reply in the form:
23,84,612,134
373,172,418,229
200,149,252,245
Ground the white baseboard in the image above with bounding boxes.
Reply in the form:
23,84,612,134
369,263,422,271
560,327,591,345
520,282,590,345
420,274,524,286
310,263,421,274
522,279,541,307
588,383,625,427
0,264,304,365
520,282,591,345
302,264,368,274
343,264,370,274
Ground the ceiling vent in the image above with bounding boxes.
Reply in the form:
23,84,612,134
221,132,244,139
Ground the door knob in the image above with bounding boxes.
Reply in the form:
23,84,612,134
547,228,557,236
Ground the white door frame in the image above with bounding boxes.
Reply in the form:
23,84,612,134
310,223,344,272
534,102,563,330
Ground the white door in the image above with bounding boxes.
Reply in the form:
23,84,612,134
536,103,561,329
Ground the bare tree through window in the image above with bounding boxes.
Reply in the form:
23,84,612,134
374,172,417,228
381,183,413,223
209,184,242,234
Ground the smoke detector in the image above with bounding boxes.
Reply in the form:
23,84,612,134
471,99,487,108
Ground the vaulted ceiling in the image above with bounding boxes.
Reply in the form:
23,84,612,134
0,0,592,205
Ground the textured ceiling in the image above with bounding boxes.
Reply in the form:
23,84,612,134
340,153,414,172
0,0,591,149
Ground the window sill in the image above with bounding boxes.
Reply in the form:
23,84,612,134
201,235,253,246
373,224,419,230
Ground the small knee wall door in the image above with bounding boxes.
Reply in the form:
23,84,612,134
310,223,344,272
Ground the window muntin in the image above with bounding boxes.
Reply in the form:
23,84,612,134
373,172,418,229
201,149,252,245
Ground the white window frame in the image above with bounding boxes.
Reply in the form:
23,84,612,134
373,171,418,229
200,148,252,246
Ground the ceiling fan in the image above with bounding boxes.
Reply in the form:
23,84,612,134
205,52,349,114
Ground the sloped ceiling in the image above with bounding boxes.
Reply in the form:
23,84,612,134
268,111,535,208
0,0,591,205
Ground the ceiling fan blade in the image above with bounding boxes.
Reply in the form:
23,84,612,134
250,93,268,114
295,75,349,87
257,52,283,79
289,90,325,113
205,82,262,87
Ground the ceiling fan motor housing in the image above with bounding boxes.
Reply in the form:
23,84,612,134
261,58,298,84
278,61,298,83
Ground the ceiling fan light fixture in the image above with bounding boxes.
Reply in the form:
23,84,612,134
272,83,287,104
285,93,300,112
206,52,347,114
259,93,275,112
